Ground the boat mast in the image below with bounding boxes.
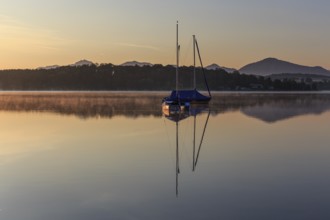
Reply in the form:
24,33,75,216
195,39,212,98
193,35,196,90
176,21,179,98
176,120,179,197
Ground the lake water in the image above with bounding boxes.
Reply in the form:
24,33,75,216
0,92,330,220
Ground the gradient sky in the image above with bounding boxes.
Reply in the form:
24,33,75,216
0,0,329,69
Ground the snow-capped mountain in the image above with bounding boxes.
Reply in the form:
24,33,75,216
120,61,153,67
205,64,237,73
70,59,95,67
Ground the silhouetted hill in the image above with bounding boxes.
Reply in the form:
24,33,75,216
120,61,153,67
70,59,94,67
205,64,237,73
239,58,330,76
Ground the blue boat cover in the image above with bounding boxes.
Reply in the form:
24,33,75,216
163,89,211,103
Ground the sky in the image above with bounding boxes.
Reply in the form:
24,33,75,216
0,0,329,69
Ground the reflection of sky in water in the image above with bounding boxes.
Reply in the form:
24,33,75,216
0,95,330,219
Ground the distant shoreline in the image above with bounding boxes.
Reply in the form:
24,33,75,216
0,90,330,95
0,65,326,91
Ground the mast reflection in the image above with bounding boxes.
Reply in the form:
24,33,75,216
162,104,211,196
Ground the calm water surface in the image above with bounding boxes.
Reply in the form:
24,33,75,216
0,92,330,220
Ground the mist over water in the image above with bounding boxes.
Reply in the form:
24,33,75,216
0,92,330,220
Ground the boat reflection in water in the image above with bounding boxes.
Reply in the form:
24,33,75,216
162,103,211,196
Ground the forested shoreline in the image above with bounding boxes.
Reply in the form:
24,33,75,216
0,64,328,91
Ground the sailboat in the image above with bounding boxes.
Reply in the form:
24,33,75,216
162,22,211,108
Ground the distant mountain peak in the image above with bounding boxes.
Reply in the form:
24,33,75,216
206,64,221,70
239,58,330,76
205,63,236,73
120,61,153,67
70,59,94,67
262,57,279,61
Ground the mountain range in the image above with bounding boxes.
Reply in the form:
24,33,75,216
38,60,94,69
37,58,330,77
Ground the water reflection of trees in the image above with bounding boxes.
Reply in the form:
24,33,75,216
0,92,163,119
0,92,330,121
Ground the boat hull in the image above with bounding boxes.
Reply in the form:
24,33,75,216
162,89,211,104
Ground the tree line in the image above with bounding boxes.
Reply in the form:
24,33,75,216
0,64,325,91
